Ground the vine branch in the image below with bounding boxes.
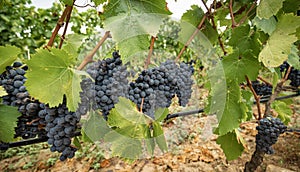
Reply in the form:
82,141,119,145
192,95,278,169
237,1,257,26
58,1,75,49
264,66,291,117
176,14,207,62
144,36,156,69
245,76,262,119
46,4,74,48
229,0,236,28
77,31,111,70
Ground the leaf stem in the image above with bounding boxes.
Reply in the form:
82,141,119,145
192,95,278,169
77,31,111,70
175,14,207,62
144,36,156,69
245,76,261,120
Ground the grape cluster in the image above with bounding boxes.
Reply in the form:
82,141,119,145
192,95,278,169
251,81,272,96
43,101,79,161
255,117,287,154
0,62,46,139
279,61,300,87
86,51,129,118
128,60,194,119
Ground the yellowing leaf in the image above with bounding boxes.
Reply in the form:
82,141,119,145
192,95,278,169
259,14,300,67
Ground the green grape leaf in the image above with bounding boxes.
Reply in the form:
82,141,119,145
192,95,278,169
117,35,150,64
62,34,84,58
73,137,82,150
253,16,277,35
283,0,300,14
92,0,107,6
241,90,253,121
144,129,155,155
154,108,168,122
217,81,245,135
104,130,143,161
25,48,82,111
228,25,261,55
0,86,7,97
223,51,260,83
259,14,300,67
287,45,300,70
108,97,151,139
0,45,21,73
82,110,110,142
102,0,171,60
271,101,292,125
153,121,167,152
0,104,21,142
256,0,284,19
180,5,218,44
216,130,244,160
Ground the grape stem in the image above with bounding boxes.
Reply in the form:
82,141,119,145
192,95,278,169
58,0,75,49
144,36,156,69
45,2,75,48
237,1,257,26
175,14,207,62
245,76,262,120
77,31,111,70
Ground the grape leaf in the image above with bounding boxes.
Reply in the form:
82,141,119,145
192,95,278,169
25,48,82,111
0,45,21,73
102,0,171,60
0,104,21,142
104,130,143,161
180,5,218,44
287,45,300,70
228,25,261,55
259,14,300,67
217,81,246,135
108,97,151,139
271,101,292,125
62,34,84,58
253,16,277,35
217,130,244,160
283,0,300,14
154,108,168,122
153,121,167,152
222,51,261,83
256,0,284,19
82,110,110,142
0,86,7,97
